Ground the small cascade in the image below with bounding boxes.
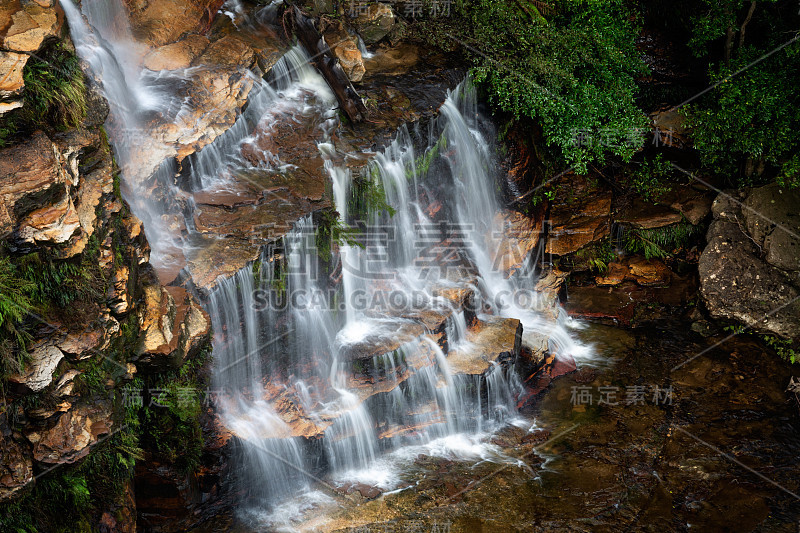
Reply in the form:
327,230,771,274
64,0,591,524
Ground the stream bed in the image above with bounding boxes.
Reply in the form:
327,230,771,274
196,319,800,532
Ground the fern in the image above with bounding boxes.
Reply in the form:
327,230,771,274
623,221,702,260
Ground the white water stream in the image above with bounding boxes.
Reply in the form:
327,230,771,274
63,0,594,529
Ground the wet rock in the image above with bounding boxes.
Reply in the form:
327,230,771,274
137,282,210,368
447,317,522,375
492,210,542,278
699,187,800,339
7,341,64,394
337,481,383,500
0,436,33,501
321,20,365,82
25,403,112,465
337,320,426,362
655,186,715,226
194,33,254,69
742,183,800,272
545,193,611,256
362,42,420,77
649,108,689,149
128,0,219,48
351,3,395,44
596,256,672,287
143,34,210,71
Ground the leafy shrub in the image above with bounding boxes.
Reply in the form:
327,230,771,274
451,0,649,173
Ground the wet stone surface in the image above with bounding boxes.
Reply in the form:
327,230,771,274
202,318,800,532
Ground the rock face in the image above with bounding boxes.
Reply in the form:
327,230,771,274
546,193,612,256
0,0,62,109
0,44,211,512
0,129,117,254
699,185,800,339
25,403,112,465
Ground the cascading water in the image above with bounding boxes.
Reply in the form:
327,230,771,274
64,0,591,526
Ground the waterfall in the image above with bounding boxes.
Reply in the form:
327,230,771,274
64,0,590,525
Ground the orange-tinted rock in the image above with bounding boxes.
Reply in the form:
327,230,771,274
596,257,671,287
627,256,671,286
0,51,28,97
322,20,365,82
545,193,612,256
128,0,217,48
25,403,112,464
616,197,682,229
492,210,541,278
138,283,210,367
143,34,210,71
447,317,522,375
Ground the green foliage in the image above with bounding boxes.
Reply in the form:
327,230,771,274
628,154,673,201
452,0,649,172
349,171,397,222
316,210,364,262
763,335,799,364
409,133,448,179
682,0,800,188
15,250,103,310
0,43,87,147
140,347,210,476
576,238,617,273
0,257,35,376
683,41,800,188
622,220,703,259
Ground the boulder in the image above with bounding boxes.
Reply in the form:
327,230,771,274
742,183,800,272
351,3,395,44
699,188,800,339
322,20,365,82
